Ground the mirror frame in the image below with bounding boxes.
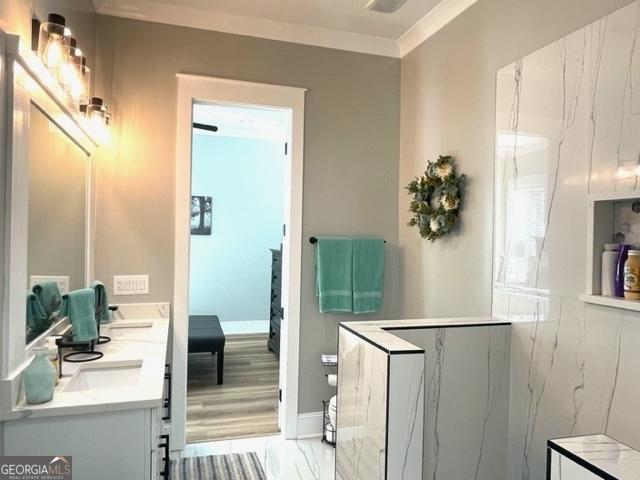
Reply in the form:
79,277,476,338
0,33,97,382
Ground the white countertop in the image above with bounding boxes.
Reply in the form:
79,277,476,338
2,316,170,420
549,434,640,479
340,317,511,353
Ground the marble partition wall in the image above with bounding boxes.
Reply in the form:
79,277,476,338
494,1,640,479
336,328,389,480
392,325,511,480
336,326,424,480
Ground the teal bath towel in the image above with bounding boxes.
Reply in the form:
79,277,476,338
26,292,49,336
59,289,98,342
316,237,353,313
352,237,385,314
32,281,62,317
92,281,110,324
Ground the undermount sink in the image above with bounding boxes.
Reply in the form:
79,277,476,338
64,360,143,392
107,320,153,338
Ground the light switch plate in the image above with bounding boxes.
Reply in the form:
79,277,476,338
113,274,149,296
30,275,70,294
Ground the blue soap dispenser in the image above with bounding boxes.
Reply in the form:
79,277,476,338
23,346,56,404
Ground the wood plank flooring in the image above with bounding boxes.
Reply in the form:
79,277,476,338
186,333,280,443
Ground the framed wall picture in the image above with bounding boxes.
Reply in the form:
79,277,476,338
191,195,212,235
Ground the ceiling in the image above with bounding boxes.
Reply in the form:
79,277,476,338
123,0,440,39
93,0,478,57
192,103,288,141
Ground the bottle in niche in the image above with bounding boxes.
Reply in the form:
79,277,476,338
624,250,640,300
616,244,631,297
601,243,620,296
23,346,56,404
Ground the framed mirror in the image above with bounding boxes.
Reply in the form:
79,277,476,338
0,34,98,378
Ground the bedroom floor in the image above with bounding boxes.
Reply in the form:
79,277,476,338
186,333,280,442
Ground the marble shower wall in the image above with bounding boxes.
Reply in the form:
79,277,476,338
494,1,640,479
393,326,511,480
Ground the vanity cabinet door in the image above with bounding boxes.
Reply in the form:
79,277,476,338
548,449,602,479
4,410,148,479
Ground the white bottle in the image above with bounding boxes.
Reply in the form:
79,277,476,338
601,243,620,296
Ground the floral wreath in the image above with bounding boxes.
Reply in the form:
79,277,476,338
406,155,465,241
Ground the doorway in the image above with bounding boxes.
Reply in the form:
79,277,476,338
173,75,305,452
186,103,287,442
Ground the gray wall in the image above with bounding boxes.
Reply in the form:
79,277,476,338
399,0,633,318
92,16,401,414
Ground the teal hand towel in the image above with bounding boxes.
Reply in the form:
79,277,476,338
32,281,62,317
316,236,353,313
26,292,49,336
59,289,98,342
91,280,109,324
352,237,385,314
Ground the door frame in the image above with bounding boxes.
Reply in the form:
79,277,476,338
173,74,306,450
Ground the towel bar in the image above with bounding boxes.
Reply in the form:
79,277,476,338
309,236,386,244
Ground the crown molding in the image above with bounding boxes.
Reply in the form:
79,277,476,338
398,0,478,56
95,0,401,57
95,0,476,59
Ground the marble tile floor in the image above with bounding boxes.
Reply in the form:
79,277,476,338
183,435,335,480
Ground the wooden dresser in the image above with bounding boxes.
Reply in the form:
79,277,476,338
268,248,282,355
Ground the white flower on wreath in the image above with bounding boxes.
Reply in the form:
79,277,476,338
430,217,440,232
442,196,459,211
436,162,453,179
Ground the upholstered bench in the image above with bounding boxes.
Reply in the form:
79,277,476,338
188,315,225,385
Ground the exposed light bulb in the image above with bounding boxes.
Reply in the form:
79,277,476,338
42,34,64,70
37,14,69,76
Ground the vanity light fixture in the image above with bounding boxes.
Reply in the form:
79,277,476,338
59,37,79,97
61,39,90,104
34,13,92,108
37,14,69,75
81,97,112,142
79,57,91,104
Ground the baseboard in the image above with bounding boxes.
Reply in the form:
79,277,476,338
296,411,324,438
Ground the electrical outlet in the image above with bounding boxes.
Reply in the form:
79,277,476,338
30,275,70,294
113,275,149,296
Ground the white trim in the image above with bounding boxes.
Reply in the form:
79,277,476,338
173,74,305,451
296,411,324,439
96,0,400,58
398,0,478,56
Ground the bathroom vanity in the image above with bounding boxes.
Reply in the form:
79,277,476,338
336,317,511,480
1,303,172,479
0,30,174,479
548,435,640,480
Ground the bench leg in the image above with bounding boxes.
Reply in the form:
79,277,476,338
217,349,224,385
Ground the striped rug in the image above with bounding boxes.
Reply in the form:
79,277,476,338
172,452,266,480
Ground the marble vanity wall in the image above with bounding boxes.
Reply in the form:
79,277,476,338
392,325,511,480
495,1,640,478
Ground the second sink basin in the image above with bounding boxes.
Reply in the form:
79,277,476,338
106,320,154,338
64,360,143,392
